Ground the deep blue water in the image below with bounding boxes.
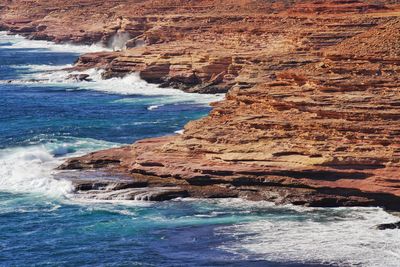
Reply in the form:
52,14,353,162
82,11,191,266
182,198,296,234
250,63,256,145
0,45,211,148
0,33,398,267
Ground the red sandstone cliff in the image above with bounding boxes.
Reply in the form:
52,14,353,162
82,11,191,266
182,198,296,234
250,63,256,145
2,0,400,209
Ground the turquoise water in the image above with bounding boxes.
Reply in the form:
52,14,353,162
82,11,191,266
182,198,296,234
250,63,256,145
0,32,399,267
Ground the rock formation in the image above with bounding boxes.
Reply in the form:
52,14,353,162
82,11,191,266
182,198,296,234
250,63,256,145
2,0,400,209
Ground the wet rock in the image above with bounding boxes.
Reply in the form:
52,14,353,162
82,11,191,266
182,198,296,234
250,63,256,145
4,0,400,208
74,186,189,201
376,222,400,230
67,74,92,82
36,24,47,31
73,180,148,191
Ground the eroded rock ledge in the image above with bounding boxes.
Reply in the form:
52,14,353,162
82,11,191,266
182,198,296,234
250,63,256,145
2,1,400,209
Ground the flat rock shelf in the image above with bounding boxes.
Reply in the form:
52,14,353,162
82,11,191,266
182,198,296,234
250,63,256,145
4,0,400,211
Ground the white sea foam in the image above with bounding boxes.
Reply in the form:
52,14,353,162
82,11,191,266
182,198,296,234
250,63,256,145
215,200,400,267
174,129,184,134
10,67,224,104
17,64,74,72
147,104,163,111
54,139,119,159
0,146,72,197
0,31,108,53
1,32,224,105
69,198,153,207
0,137,118,197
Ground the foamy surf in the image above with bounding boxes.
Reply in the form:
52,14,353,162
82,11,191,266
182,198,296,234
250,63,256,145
68,198,154,208
0,146,72,197
174,129,184,134
0,31,108,53
9,66,224,105
147,104,163,110
1,32,224,105
14,64,74,72
0,137,119,198
215,200,400,267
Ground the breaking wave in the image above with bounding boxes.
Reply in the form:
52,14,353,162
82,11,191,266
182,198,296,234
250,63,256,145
0,31,108,53
1,32,223,105
0,146,71,197
0,137,118,197
7,66,224,104
213,199,400,267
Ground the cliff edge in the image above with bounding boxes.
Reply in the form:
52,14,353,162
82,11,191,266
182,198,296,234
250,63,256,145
2,0,400,209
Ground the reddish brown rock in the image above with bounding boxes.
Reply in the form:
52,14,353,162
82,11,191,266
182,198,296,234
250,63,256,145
2,1,400,208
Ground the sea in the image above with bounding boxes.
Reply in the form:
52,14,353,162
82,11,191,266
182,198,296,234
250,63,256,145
0,32,399,267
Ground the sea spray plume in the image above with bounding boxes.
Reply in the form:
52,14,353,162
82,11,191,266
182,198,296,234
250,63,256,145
109,32,131,51
0,146,73,197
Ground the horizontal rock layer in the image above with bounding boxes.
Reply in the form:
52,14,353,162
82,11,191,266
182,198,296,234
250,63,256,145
2,1,400,208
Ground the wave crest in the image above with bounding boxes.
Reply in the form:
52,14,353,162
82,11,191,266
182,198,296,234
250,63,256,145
0,31,108,53
9,66,224,104
0,146,72,197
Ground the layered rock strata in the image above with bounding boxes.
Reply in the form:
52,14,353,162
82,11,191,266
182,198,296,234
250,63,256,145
2,1,400,209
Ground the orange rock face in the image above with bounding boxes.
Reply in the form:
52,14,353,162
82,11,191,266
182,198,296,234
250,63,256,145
2,1,400,208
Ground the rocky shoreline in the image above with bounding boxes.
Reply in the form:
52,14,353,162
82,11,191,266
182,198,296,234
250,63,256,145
2,1,400,210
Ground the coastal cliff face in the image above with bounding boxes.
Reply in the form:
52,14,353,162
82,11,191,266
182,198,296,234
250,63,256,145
2,0,400,209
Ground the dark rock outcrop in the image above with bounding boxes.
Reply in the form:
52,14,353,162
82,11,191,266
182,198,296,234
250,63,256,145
376,222,400,230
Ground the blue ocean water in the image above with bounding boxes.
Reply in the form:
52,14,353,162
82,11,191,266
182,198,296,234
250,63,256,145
0,32,399,267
